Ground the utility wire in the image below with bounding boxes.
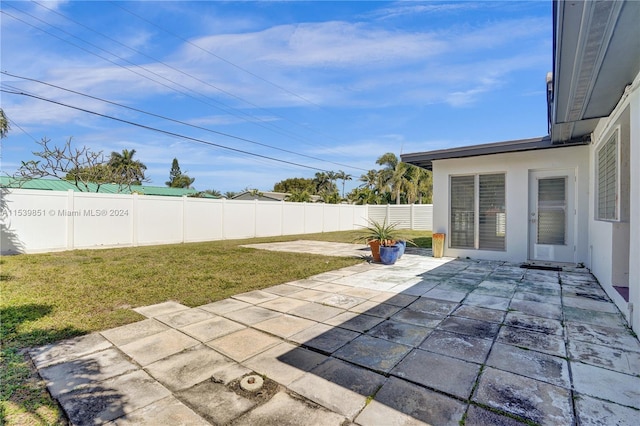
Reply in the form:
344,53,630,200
2,71,367,171
31,0,335,148
111,1,329,114
6,117,39,143
1,5,328,150
1,88,331,172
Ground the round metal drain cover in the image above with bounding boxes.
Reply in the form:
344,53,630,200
240,375,264,392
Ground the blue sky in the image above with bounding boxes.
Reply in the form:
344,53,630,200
1,1,552,193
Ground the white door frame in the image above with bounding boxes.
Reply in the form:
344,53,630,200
528,169,576,263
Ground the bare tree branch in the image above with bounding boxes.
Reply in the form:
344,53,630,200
13,138,148,192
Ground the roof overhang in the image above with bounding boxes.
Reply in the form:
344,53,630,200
401,135,589,170
550,0,640,143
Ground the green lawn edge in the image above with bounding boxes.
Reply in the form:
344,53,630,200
1,230,432,425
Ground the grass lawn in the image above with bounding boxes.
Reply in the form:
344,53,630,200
0,230,431,425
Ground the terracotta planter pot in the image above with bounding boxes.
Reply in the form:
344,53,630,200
432,233,445,258
368,240,382,262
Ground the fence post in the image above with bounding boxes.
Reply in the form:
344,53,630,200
132,193,138,247
221,198,226,240
410,204,415,230
363,204,368,228
281,200,285,237
254,199,258,238
66,189,74,250
182,196,187,243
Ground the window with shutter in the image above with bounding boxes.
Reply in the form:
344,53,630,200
479,174,506,250
450,173,505,250
597,132,618,221
537,177,566,245
450,176,475,248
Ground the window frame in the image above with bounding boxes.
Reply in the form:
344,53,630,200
449,172,506,251
595,128,620,222
449,175,476,249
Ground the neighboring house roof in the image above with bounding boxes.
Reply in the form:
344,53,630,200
550,0,640,143
0,177,77,192
231,191,322,202
0,177,218,198
232,191,288,201
401,136,589,170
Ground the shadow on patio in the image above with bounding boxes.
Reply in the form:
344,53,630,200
257,245,640,425
29,242,640,425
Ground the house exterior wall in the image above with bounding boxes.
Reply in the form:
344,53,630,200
589,71,640,331
432,145,590,263
630,77,640,332
431,71,640,331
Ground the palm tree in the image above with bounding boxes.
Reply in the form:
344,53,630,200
347,187,380,205
359,170,379,190
313,172,332,194
326,170,338,190
320,190,341,204
376,152,409,204
108,149,147,185
286,190,312,202
336,170,352,198
409,166,433,204
0,108,10,139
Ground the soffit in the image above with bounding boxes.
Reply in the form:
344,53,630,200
551,0,640,143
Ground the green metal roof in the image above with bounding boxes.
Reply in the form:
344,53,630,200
1,177,77,191
0,177,218,198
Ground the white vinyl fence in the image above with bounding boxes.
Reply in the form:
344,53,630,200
0,189,432,254
368,204,433,231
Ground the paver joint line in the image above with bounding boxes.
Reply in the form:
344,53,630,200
30,241,640,426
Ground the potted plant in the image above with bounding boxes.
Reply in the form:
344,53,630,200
379,241,401,265
355,219,404,264
395,239,407,258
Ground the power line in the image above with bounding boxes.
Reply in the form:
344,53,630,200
31,0,338,148
2,71,367,172
5,117,39,143
1,88,331,172
1,5,331,151
111,1,329,115
12,2,349,156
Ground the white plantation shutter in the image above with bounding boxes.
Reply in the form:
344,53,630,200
537,177,566,245
450,175,475,248
479,174,506,250
597,133,618,220
450,174,505,250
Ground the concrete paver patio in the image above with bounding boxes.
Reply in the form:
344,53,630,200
30,241,640,425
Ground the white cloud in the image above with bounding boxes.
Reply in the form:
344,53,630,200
1,1,552,192
183,21,445,69
3,4,550,124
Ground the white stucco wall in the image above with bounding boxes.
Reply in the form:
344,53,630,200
432,145,590,264
630,79,640,332
590,72,640,332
